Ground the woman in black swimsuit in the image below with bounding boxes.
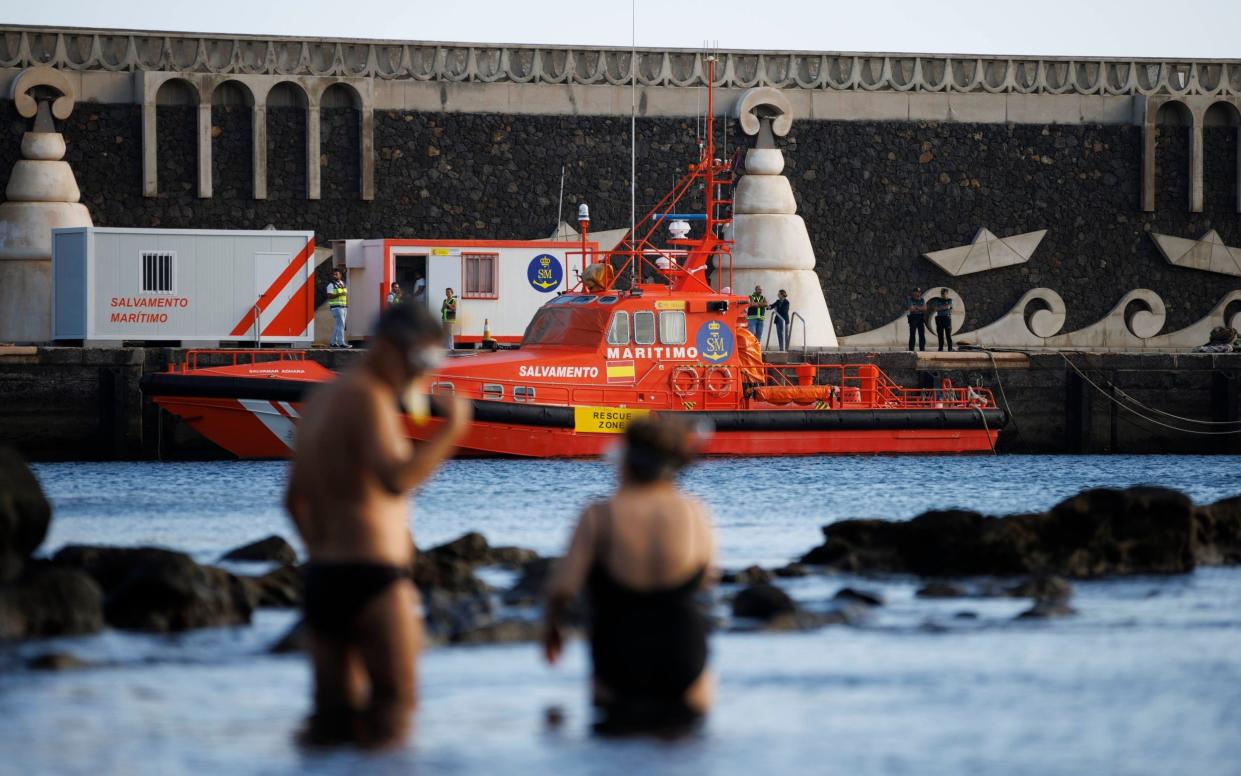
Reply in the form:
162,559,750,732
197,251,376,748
543,418,717,735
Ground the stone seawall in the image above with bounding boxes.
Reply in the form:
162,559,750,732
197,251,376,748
0,348,1236,459
2,101,1239,337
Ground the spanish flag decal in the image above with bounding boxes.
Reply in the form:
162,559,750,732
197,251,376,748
606,360,636,384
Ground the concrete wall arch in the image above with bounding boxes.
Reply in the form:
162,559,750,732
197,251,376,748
265,80,310,108
206,79,255,108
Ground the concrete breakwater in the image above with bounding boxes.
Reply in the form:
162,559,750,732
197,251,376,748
0,346,1237,459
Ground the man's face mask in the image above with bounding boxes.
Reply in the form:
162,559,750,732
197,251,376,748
406,344,446,376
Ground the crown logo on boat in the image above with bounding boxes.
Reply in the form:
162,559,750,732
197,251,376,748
696,319,734,362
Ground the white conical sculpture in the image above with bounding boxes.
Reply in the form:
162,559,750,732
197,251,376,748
0,66,93,343
729,87,837,348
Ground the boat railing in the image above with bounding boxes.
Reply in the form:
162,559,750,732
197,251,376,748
762,311,807,352
175,349,308,373
427,359,995,411
747,363,997,410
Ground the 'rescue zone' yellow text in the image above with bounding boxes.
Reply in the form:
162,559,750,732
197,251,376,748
573,406,650,433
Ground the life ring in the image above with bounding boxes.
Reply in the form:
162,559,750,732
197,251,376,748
670,365,700,398
704,366,734,397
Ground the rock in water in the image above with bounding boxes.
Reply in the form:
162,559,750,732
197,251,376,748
801,486,1212,578
28,652,91,671
1016,600,1077,620
243,565,301,608
101,552,254,632
1193,495,1241,566
732,583,796,621
412,552,489,598
721,565,773,585
221,536,297,566
54,545,195,593
1006,576,1072,602
833,587,885,607
916,582,967,599
488,546,539,568
427,532,492,565
0,446,52,583
424,532,538,569
1042,487,1195,577
0,566,103,640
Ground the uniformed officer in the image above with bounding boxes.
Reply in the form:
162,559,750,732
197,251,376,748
747,285,768,340
327,270,350,348
441,288,458,350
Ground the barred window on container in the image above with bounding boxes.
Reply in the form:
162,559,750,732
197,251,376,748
463,253,498,299
140,251,176,295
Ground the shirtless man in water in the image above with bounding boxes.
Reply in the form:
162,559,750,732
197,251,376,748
285,303,471,748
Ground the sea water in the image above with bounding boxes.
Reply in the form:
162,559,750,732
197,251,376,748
3,455,1240,775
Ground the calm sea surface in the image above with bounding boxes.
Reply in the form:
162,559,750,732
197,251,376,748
4,455,1241,775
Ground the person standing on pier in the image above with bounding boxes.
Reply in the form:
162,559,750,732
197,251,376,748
543,417,717,736
286,303,471,748
932,288,954,352
327,270,350,348
769,289,791,350
906,287,927,352
440,288,457,350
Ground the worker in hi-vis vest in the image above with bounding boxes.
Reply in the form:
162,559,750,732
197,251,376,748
441,287,457,350
747,285,768,341
327,269,350,348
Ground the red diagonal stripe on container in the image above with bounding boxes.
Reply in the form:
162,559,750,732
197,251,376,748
261,276,314,337
230,239,315,336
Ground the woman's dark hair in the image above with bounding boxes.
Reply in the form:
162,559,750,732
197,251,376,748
622,417,697,483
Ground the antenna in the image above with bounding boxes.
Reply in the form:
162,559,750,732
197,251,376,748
630,0,637,252
556,163,566,240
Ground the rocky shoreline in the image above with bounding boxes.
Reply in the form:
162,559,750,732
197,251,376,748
2,446,1240,667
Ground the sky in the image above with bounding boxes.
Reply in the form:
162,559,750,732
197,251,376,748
5,0,1240,59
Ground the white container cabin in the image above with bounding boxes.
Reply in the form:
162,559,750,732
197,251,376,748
52,227,316,346
334,238,595,347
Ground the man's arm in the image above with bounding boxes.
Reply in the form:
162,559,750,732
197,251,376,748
364,389,472,495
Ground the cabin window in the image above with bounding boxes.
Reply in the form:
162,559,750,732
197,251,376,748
606,312,630,345
569,296,594,304
659,311,687,344
633,311,656,345
462,253,498,299
597,295,620,305
140,251,176,295
521,305,611,347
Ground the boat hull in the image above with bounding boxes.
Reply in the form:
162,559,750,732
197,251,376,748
144,374,1003,458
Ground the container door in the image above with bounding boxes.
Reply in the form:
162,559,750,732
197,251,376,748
254,252,292,341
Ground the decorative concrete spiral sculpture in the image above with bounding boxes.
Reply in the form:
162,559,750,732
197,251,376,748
729,87,838,348
0,65,93,342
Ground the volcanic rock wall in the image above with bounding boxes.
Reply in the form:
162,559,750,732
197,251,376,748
1,101,1238,334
